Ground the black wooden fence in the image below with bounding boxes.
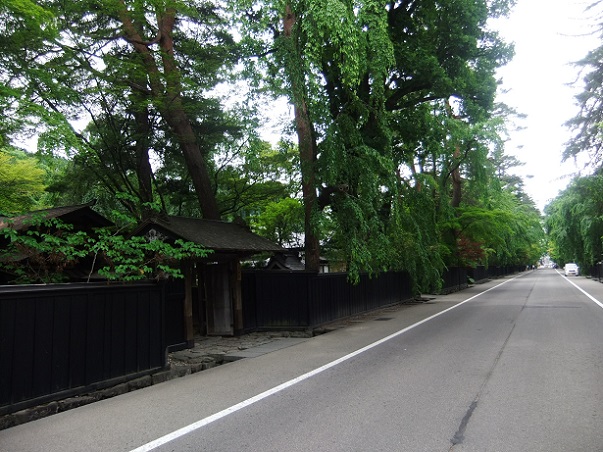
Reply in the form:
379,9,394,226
241,267,528,332
467,265,525,283
1,265,525,415
587,263,602,281
241,271,413,331
440,267,468,293
0,283,166,416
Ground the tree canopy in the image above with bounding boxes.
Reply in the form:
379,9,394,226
1,0,546,291
545,173,603,270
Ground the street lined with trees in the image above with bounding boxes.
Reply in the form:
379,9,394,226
1,0,546,290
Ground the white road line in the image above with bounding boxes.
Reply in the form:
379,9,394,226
128,273,525,452
560,273,603,309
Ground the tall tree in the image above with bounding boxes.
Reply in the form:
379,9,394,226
115,1,222,218
565,2,603,166
235,0,514,282
1,0,237,220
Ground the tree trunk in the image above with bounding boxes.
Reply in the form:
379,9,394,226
162,107,221,220
157,8,220,219
451,147,462,208
133,107,155,217
295,100,321,272
119,4,220,220
284,4,320,272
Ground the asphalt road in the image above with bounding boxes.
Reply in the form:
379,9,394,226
3,269,603,452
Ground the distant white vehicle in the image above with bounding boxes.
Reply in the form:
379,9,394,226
564,263,579,276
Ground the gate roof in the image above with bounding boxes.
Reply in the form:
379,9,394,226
133,215,283,256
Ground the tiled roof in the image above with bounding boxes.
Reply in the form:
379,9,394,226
0,202,113,231
266,252,306,270
134,216,283,254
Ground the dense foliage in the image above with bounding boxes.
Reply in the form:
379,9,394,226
545,1,603,273
545,173,603,270
0,212,210,284
0,147,47,215
1,0,546,290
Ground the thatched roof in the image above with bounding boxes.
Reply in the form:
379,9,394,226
133,216,283,255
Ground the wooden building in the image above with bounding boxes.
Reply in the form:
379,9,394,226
0,202,114,284
133,216,283,344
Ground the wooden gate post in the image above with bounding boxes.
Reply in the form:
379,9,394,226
183,260,194,347
232,260,244,335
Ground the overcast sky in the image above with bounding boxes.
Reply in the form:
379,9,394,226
492,0,601,212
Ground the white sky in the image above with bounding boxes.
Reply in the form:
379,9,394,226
492,0,601,212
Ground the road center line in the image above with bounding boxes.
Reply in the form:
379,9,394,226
560,273,603,309
128,274,524,452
